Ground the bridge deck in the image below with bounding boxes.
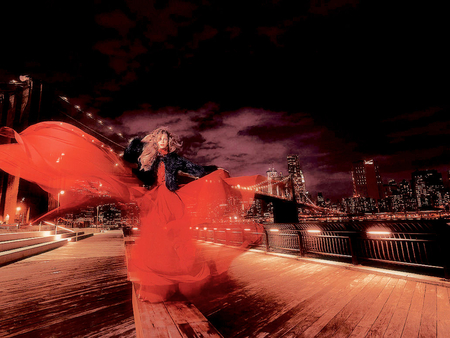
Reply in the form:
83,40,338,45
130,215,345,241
0,230,135,338
190,243,450,338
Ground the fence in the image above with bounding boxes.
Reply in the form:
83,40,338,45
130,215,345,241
192,220,450,279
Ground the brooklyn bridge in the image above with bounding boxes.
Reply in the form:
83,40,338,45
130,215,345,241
1,78,450,337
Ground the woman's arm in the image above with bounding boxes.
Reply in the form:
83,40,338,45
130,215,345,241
178,155,206,178
123,137,143,164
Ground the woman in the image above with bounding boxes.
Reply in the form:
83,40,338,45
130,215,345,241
0,122,265,302
123,127,212,302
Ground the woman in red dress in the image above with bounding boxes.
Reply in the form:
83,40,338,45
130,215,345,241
123,127,212,302
0,122,265,302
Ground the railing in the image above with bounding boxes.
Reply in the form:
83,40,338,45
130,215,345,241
192,221,450,279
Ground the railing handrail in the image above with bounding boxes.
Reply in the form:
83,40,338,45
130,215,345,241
192,223,450,280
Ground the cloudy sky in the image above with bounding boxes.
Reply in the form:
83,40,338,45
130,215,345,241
1,0,449,201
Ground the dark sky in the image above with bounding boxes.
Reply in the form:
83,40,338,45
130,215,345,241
1,0,449,201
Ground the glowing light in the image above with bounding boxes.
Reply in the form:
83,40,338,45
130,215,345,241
98,120,103,125
244,228,251,231
87,113,93,118
226,228,231,231
44,221,55,225
203,227,207,230
60,190,65,195
115,163,119,166
60,96,69,102
108,126,113,130
367,231,391,235
74,105,81,110
16,207,21,211
61,153,65,156
196,227,199,230
132,227,139,231
68,238,72,242
307,229,321,233
270,228,279,232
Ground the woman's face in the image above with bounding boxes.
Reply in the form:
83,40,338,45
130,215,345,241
157,133,169,150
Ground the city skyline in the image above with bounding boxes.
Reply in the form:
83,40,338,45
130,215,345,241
1,1,448,201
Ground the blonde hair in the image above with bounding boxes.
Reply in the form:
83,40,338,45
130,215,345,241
138,127,182,171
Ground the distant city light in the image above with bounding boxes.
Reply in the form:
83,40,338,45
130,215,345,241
307,229,321,233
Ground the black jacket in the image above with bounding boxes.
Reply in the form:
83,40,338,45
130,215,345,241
124,137,206,191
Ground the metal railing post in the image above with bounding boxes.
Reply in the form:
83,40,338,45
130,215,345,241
297,231,305,257
348,232,360,265
264,228,270,252
437,222,450,280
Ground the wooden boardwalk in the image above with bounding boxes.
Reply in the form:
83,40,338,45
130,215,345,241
187,243,450,338
1,233,450,337
0,230,135,338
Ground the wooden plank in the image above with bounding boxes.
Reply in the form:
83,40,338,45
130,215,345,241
419,284,437,338
348,277,399,337
402,282,426,338
165,301,222,337
383,279,416,337
139,301,182,338
365,278,407,337
165,301,208,324
178,321,223,338
436,286,450,338
297,273,378,338
318,275,391,337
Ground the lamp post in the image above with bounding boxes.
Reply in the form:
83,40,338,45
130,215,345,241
57,190,65,209
16,206,21,226
57,190,64,226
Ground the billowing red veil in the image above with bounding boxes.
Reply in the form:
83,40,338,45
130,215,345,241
0,122,265,301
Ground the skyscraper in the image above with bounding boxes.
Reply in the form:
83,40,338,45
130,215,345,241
411,169,445,208
351,159,384,200
287,154,307,203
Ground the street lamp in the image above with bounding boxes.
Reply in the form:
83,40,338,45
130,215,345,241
16,207,21,225
57,191,65,225
57,190,65,209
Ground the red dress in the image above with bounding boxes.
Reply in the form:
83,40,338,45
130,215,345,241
0,122,265,301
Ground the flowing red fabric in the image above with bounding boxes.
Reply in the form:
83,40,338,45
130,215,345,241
0,122,265,301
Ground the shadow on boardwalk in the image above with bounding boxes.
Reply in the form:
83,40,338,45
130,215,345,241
0,230,135,338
